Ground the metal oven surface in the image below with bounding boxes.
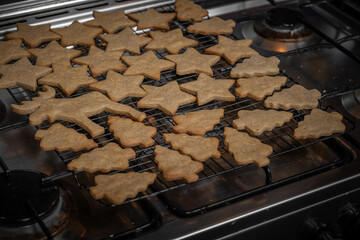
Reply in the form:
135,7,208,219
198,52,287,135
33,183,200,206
0,0,359,239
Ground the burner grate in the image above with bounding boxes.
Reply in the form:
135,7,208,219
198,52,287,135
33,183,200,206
7,3,355,208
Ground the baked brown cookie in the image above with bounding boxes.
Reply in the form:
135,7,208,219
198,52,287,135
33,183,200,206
163,133,220,162
84,9,136,33
90,172,157,205
72,46,126,77
51,20,103,47
294,109,345,139
67,142,135,173
230,55,280,78
127,8,176,31
100,27,151,54
38,64,97,96
145,28,198,54
232,109,293,136
172,109,224,135
164,48,220,76
121,51,175,80
5,23,61,48
89,70,146,101
224,127,272,167
108,116,157,148
205,36,258,64
12,86,146,137
264,84,321,110
35,123,97,151
0,58,52,91
180,73,235,105
137,81,196,115
187,17,236,35
235,76,287,101
0,39,30,65
175,0,208,22
27,41,81,67
154,145,204,183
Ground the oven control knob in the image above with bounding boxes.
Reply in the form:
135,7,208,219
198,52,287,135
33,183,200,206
337,203,360,239
303,218,343,240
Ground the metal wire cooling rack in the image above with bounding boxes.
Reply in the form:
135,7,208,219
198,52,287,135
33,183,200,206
6,3,355,207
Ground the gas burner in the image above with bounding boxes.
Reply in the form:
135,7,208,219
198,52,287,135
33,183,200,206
254,8,313,42
0,170,83,239
240,7,323,53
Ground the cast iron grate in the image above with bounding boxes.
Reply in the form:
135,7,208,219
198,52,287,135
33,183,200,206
6,3,355,208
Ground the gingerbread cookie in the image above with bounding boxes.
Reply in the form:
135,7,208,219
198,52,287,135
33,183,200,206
84,9,136,33
27,40,81,67
163,133,220,162
172,109,224,135
205,36,258,64
235,76,287,101
127,8,176,31
164,48,220,76
38,64,97,96
175,0,208,22
5,23,61,48
72,46,126,77
230,55,280,78
121,51,175,80
180,73,235,105
187,17,236,35
294,109,345,139
100,27,151,54
12,86,146,137
232,109,293,136
0,58,52,91
137,81,196,115
154,145,203,183
224,127,272,167
264,84,321,110
108,116,157,148
89,70,146,101
35,123,97,152
145,28,198,54
90,172,157,205
67,142,135,173
0,39,30,65
51,20,103,47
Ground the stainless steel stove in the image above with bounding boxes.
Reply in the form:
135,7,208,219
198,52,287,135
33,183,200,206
0,0,360,239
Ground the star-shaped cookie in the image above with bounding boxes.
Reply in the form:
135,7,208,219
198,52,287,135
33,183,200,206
100,27,151,54
5,23,61,48
84,9,136,33
121,51,175,80
0,39,30,65
72,46,126,77
187,17,236,35
137,81,196,115
294,109,345,139
230,55,280,78
27,41,81,67
175,0,208,22
127,8,176,30
38,64,97,95
164,48,220,76
180,73,235,106
264,84,321,110
145,28,198,54
51,20,103,47
205,36,258,64
0,58,52,91
89,70,145,101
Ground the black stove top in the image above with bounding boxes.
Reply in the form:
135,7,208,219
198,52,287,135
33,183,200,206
0,0,360,239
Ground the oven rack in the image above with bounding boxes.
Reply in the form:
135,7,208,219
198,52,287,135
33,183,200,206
5,3,356,209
